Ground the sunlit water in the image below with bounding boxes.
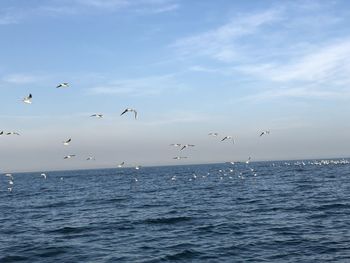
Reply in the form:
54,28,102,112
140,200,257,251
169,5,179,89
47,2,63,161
1,160,350,262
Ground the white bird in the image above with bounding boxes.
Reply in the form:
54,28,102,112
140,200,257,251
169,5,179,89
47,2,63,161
63,138,71,146
221,136,234,143
56,83,69,88
8,187,12,192
6,132,20,136
180,144,195,151
8,180,14,185
208,132,219,137
118,161,125,168
246,156,252,164
22,93,32,104
64,154,75,159
86,156,95,161
120,108,137,119
135,165,141,170
260,130,270,137
90,114,103,118
41,173,47,179
4,173,13,180
173,156,188,160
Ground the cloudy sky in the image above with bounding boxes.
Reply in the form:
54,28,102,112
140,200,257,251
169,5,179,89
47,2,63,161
1,0,350,172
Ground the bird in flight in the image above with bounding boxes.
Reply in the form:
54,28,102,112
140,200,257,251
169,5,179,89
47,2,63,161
170,143,182,147
180,144,195,151
246,156,252,164
173,156,188,160
260,130,270,137
22,94,32,104
41,173,47,179
6,132,20,136
56,83,69,88
221,136,234,143
120,108,137,119
118,161,125,168
208,132,219,137
90,114,103,118
86,156,95,161
64,154,76,159
63,138,71,146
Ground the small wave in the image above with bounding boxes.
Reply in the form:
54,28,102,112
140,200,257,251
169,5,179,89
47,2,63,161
0,255,29,262
48,226,93,234
143,216,192,225
163,249,201,261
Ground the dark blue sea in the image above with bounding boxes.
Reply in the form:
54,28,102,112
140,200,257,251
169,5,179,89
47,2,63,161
1,160,350,262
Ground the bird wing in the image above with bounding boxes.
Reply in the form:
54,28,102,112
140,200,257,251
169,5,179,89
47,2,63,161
120,109,128,116
134,110,137,119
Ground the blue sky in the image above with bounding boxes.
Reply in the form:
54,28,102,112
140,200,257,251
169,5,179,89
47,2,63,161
1,0,350,172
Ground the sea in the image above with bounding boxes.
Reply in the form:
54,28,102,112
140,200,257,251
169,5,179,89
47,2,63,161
1,159,350,262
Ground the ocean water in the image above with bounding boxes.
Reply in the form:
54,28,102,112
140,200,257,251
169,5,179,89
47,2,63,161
1,160,350,262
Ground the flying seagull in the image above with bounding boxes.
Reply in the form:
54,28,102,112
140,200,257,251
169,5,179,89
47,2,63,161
260,130,270,137
118,161,125,168
180,144,195,151
41,173,47,179
208,132,219,137
173,156,188,160
221,136,234,143
22,94,32,104
56,83,69,88
0,131,3,136
64,154,76,159
169,143,182,147
63,138,71,146
6,132,20,136
86,156,95,161
90,114,103,118
4,173,13,180
120,108,137,119
246,156,252,164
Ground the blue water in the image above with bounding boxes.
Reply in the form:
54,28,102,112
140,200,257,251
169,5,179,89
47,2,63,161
1,160,350,262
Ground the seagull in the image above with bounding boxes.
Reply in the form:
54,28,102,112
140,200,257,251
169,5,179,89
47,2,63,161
8,180,14,185
260,130,270,137
22,94,32,104
135,165,141,170
4,173,13,180
169,143,182,147
221,136,234,143
118,161,125,168
0,131,3,136
173,156,188,160
40,173,47,179
8,187,12,192
6,132,20,136
246,156,251,164
208,132,219,137
90,114,103,118
56,83,69,88
64,154,76,159
86,156,95,161
63,138,71,146
120,108,137,119
180,144,195,151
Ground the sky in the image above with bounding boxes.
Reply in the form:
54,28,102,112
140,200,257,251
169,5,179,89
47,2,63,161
1,0,350,172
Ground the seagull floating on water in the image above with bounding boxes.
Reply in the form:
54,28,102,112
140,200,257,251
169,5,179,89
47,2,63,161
260,130,270,137
64,154,75,159
120,108,137,119
63,138,71,146
22,94,32,104
135,165,141,170
56,83,69,88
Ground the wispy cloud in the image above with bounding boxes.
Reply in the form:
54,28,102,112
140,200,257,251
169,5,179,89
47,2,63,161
0,8,22,25
88,74,187,96
172,9,281,62
1,73,49,85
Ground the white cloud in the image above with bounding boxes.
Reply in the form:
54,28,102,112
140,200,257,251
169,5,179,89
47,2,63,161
172,9,281,62
88,74,187,96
